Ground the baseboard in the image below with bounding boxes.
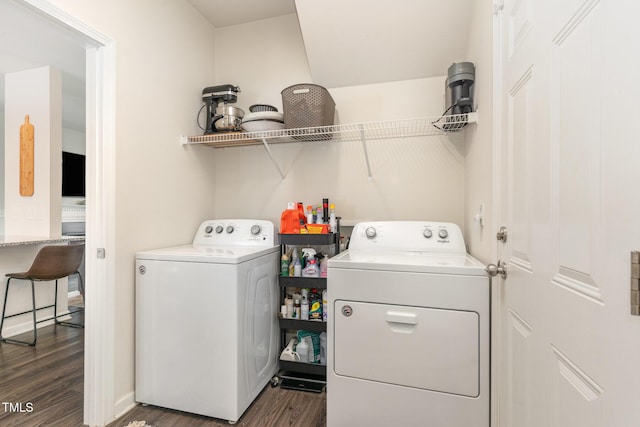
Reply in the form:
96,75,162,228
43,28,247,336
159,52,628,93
114,391,137,420
1,311,72,338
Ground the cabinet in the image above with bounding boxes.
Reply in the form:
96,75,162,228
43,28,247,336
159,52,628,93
277,231,340,392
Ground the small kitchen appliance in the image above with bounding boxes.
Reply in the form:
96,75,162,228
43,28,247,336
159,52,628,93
202,84,244,134
446,62,475,115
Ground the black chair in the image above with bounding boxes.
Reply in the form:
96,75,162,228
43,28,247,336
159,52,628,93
0,244,85,346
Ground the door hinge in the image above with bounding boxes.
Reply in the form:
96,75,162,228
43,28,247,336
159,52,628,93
497,226,508,242
97,248,106,259
493,0,505,14
631,251,640,315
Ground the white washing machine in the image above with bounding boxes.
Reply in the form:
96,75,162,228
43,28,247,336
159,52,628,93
327,221,489,427
135,219,279,424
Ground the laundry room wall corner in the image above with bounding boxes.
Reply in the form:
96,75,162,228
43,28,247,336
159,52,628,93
463,0,494,264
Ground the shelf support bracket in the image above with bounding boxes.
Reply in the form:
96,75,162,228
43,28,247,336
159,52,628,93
261,138,286,179
359,125,373,182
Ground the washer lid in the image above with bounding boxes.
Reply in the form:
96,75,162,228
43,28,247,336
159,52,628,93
328,250,486,276
136,244,279,264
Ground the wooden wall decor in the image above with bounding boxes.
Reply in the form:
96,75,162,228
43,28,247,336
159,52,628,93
19,115,34,196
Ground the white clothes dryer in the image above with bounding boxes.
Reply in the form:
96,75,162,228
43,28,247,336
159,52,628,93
327,221,490,427
135,219,279,424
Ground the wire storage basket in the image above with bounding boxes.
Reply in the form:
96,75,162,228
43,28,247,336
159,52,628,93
281,83,335,140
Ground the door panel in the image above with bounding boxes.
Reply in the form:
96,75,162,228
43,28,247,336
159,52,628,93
496,0,640,426
334,300,480,397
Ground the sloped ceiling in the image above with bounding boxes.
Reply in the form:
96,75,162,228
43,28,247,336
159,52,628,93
294,0,474,88
189,0,474,89
1,0,474,132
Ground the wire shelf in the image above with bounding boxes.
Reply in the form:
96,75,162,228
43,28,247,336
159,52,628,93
181,113,477,148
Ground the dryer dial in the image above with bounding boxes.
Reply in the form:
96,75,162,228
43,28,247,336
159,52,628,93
438,229,449,239
251,225,262,235
423,229,433,239
215,226,223,234
205,225,213,234
226,226,234,234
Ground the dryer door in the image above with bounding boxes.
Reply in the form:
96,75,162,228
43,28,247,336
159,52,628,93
334,300,479,397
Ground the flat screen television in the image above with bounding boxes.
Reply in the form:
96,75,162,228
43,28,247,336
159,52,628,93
62,151,86,197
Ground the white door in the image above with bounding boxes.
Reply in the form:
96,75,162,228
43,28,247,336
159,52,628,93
495,0,640,426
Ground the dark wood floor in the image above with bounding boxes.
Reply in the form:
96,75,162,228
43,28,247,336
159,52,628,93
0,305,326,427
111,385,326,427
0,308,85,427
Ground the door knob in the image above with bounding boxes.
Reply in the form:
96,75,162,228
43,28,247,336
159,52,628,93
496,226,507,242
486,260,507,279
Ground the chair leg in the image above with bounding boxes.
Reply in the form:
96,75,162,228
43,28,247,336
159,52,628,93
56,272,84,329
0,278,11,341
0,278,37,346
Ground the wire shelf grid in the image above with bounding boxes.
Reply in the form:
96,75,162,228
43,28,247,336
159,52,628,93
181,113,476,148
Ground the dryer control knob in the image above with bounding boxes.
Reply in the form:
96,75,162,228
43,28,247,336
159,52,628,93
226,226,234,234
215,226,223,234
423,229,433,238
438,229,449,239
251,225,261,235
365,227,377,238
205,226,213,234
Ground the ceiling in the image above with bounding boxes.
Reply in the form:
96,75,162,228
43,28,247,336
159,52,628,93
0,0,88,132
0,0,474,133
188,0,296,28
295,0,474,88
189,0,474,88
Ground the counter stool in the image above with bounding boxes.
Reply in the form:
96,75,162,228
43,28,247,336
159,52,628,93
0,244,85,346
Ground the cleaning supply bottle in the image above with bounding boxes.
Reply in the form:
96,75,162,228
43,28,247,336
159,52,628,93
306,205,313,225
322,289,328,322
322,198,329,223
280,252,290,277
297,202,306,224
293,297,300,319
329,204,337,233
293,252,302,277
286,296,293,318
320,254,328,278
302,257,320,278
296,338,309,363
289,249,297,277
301,295,309,320
320,332,327,365
280,202,300,234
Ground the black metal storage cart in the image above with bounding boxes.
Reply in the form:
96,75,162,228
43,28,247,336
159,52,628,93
276,231,340,392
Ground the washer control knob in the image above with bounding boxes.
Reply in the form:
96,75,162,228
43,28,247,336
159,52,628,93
423,229,433,239
205,225,213,234
226,225,234,234
365,227,377,239
251,225,261,235
438,229,448,239
215,226,223,234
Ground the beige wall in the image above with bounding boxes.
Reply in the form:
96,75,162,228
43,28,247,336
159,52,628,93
48,0,218,414
41,0,492,419
463,0,494,263
4,66,62,237
211,15,466,230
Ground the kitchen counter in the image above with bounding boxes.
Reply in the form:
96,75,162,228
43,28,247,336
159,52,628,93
0,235,85,248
